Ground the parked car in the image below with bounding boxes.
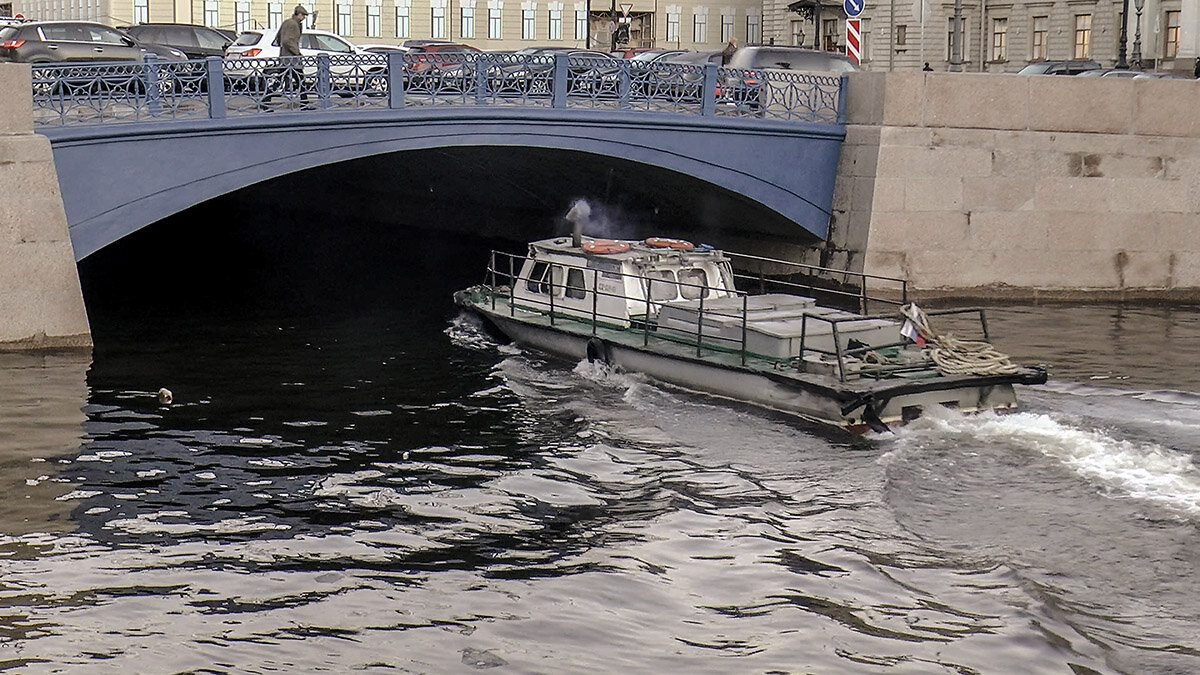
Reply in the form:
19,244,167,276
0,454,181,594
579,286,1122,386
721,46,856,111
224,28,385,94
491,47,620,96
630,49,719,101
0,20,183,63
121,22,233,59
1016,59,1101,75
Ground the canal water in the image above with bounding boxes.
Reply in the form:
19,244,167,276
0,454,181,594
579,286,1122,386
2,217,1199,674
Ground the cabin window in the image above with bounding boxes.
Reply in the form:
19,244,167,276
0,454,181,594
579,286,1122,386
648,270,678,301
678,268,710,300
526,262,550,294
565,267,587,299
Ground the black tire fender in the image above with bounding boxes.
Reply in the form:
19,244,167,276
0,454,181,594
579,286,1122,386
586,337,610,365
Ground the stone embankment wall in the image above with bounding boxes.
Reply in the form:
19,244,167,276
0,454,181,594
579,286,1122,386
833,71,1200,301
0,65,91,349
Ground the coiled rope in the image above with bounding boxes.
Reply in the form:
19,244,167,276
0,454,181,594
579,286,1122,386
900,304,1020,376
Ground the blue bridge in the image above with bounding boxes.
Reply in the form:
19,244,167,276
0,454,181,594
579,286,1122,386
33,52,849,260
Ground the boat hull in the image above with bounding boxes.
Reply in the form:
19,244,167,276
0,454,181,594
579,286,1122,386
459,297,1043,433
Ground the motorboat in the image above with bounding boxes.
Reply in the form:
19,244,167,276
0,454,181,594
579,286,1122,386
453,232,1047,434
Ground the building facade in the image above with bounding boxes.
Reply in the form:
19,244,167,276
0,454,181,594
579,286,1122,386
8,0,1200,69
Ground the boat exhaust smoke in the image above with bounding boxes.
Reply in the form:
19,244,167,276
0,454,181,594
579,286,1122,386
565,199,591,248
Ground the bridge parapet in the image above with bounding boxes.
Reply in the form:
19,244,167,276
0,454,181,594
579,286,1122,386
31,52,847,128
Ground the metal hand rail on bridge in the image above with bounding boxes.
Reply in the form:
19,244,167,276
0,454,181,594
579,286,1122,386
31,51,848,128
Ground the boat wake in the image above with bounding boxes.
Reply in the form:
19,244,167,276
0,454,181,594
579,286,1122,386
885,408,1200,518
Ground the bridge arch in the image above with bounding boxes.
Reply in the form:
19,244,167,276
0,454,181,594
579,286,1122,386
41,107,845,260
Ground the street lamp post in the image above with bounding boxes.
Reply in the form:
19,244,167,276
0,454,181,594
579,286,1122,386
1116,0,1129,68
1131,0,1145,69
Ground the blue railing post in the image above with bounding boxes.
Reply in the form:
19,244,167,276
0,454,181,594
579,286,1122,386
836,73,849,124
618,59,630,109
205,56,226,119
317,53,332,108
551,52,568,108
701,63,717,116
474,53,488,105
387,51,405,108
143,53,162,117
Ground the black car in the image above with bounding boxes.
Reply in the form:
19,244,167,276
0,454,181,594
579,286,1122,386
121,22,233,59
1016,59,1102,75
1,21,145,63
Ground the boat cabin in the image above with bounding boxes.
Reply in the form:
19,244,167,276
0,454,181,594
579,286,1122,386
511,237,737,328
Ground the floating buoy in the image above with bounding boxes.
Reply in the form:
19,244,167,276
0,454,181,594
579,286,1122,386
644,237,695,251
582,239,631,254
157,388,173,405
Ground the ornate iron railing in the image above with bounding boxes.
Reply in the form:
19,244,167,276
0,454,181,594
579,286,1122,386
32,51,848,127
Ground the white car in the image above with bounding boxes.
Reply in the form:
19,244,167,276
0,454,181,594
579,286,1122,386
224,28,384,93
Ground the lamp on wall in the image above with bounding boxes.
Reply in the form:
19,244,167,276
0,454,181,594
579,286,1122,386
1131,0,1144,68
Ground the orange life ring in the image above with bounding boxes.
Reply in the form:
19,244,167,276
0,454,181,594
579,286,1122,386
644,237,695,251
582,239,631,254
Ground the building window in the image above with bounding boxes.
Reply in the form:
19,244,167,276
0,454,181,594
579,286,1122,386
395,2,411,36
548,5,562,39
432,4,446,38
991,17,1007,61
235,0,250,30
268,2,282,27
790,19,802,45
860,17,870,62
896,23,906,46
693,13,706,43
667,10,679,43
133,0,148,23
1031,15,1047,60
946,17,966,61
336,2,351,35
461,4,474,38
746,13,759,44
1164,10,1180,59
721,12,732,43
575,9,586,40
489,4,502,38
204,0,218,27
822,18,836,50
366,3,381,36
522,8,534,39
1074,14,1091,59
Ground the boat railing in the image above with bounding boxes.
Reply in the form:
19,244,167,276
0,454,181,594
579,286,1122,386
479,251,994,381
724,251,908,314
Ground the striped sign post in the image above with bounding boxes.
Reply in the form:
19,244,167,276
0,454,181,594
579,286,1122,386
846,18,861,65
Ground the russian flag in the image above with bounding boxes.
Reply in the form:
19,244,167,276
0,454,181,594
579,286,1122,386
900,318,925,346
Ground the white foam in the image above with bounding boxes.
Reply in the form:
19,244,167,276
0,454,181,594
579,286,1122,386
894,411,1200,517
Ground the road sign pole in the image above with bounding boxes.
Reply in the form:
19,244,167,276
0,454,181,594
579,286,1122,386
846,18,861,65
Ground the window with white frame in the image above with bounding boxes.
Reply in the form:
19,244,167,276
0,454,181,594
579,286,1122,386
396,0,411,37
133,0,148,23
204,0,218,27
432,1,447,38
268,2,282,27
790,19,802,45
720,11,732,43
692,10,706,43
822,17,836,50
336,2,351,35
1164,10,1180,58
548,2,562,40
745,13,759,44
575,7,586,40
666,5,679,43
461,2,474,38
1073,13,1090,58
946,17,967,61
488,0,502,38
521,3,535,39
991,17,1007,61
235,0,250,30
367,2,381,37
1031,15,1046,60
